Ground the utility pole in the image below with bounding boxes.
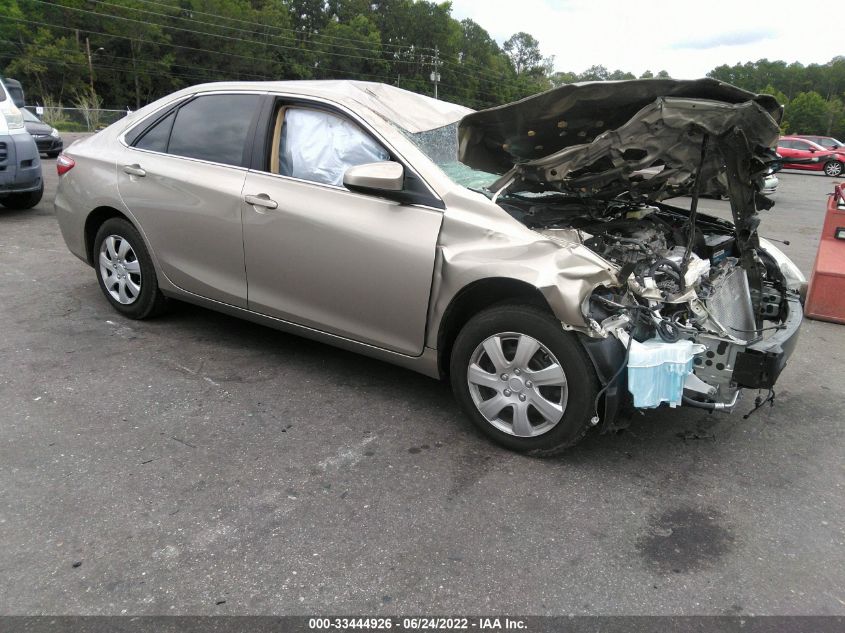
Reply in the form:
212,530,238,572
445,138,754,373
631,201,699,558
429,46,441,99
85,37,95,95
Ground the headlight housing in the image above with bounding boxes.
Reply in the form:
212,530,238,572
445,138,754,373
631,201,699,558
2,104,24,130
50,127,60,138
758,237,807,297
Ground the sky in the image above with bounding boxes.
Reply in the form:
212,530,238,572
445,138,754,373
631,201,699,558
448,0,842,79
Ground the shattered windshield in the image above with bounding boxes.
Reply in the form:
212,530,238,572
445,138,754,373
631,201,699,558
407,122,500,192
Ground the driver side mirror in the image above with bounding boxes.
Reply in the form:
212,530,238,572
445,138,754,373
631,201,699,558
343,161,404,195
808,147,817,153
343,160,444,209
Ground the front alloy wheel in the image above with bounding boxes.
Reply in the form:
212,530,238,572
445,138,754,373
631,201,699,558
467,332,568,437
450,304,599,456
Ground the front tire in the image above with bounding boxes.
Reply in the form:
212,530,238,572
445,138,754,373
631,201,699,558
450,304,599,456
824,160,843,177
93,218,168,319
0,183,43,209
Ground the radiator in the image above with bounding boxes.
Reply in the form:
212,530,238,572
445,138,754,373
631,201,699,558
707,266,757,338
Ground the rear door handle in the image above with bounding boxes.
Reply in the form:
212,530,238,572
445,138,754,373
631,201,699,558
244,193,278,210
123,164,146,177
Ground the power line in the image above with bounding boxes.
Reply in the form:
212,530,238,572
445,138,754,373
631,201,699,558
0,38,271,82
84,0,515,89
6,13,507,103
33,0,424,66
127,0,518,86
0,21,497,107
0,53,226,94
101,0,439,55
0,49,349,101
5,9,508,104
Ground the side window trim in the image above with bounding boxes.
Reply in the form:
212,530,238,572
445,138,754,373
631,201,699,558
127,91,265,169
125,98,186,147
276,105,391,184
249,95,445,210
133,110,176,153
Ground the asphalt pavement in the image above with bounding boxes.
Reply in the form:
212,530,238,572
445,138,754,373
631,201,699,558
0,143,843,615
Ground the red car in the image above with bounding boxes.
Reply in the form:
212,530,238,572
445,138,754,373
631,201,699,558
777,136,844,177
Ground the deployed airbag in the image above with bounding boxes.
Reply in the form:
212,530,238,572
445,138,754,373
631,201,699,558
280,108,390,186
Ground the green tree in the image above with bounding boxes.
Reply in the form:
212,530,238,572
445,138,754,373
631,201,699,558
783,91,829,134
550,71,579,86
503,32,543,77
316,14,387,80
578,65,609,81
760,83,788,105
824,97,845,138
3,27,87,104
0,0,546,110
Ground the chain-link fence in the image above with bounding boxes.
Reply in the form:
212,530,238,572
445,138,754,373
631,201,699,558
26,106,131,132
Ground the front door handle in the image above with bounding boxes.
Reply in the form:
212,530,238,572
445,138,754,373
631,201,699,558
244,193,278,210
123,164,146,177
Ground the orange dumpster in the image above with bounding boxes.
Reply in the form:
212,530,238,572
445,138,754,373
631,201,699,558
805,182,845,323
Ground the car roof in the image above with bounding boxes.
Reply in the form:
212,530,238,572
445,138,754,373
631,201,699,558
780,136,827,148
170,80,474,134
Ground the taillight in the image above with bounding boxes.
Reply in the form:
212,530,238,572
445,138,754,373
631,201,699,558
56,154,75,176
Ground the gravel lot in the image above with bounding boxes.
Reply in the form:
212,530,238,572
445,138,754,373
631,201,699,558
1,140,843,615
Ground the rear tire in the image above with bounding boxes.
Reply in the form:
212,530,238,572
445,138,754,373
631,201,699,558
450,303,599,456
824,160,843,177
93,218,168,319
0,183,43,209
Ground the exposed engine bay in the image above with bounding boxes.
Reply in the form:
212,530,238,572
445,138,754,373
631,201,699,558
456,79,804,413
498,192,797,407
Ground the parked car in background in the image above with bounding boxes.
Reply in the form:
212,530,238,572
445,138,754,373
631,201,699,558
0,78,43,209
762,170,779,195
22,108,62,157
792,135,845,152
54,79,803,454
777,136,845,176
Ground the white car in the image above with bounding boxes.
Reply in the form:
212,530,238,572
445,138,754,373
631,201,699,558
0,79,42,209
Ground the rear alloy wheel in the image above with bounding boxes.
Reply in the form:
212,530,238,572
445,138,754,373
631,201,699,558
93,218,167,319
0,183,43,209
824,160,843,177
99,234,142,305
450,304,598,456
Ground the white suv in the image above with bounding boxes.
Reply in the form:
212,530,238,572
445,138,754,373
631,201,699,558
0,78,42,209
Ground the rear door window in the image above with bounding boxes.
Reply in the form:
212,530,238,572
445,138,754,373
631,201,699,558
134,111,175,153
167,94,261,167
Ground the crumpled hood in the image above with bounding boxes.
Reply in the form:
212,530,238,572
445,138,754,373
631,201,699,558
457,78,783,202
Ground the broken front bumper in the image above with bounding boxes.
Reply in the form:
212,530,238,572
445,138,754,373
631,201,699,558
732,296,802,390
579,294,802,427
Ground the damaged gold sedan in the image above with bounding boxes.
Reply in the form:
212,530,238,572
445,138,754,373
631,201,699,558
55,78,804,455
